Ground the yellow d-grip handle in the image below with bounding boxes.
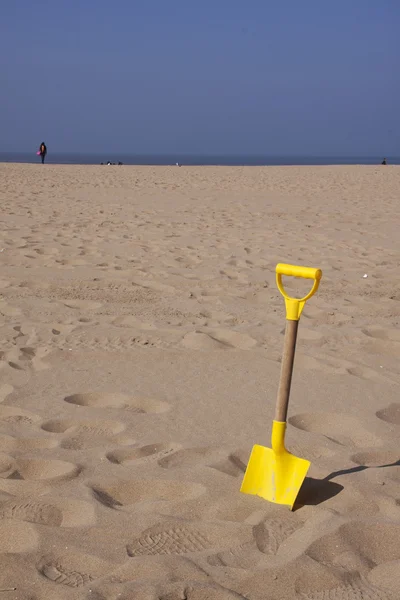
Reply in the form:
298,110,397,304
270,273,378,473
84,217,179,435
276,263,322,321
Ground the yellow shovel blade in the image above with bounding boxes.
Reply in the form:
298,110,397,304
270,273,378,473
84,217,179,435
240,444,310,510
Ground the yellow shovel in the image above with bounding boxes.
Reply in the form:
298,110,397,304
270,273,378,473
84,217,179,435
241,263,322,509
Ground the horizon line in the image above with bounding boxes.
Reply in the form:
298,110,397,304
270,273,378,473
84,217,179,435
0,151,396,159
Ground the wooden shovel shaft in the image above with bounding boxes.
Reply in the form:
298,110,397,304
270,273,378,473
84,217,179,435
274,319,299,422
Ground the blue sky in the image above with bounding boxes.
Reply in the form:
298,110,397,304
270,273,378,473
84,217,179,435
1,1,398,155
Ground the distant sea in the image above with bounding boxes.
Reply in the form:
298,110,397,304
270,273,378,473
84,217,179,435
0,153,398,166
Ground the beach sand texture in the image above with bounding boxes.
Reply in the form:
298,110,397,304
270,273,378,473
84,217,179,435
0,163,399,599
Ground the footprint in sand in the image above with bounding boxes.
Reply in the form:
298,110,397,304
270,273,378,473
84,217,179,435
306,521,400,576
206,541,260,569
21,436,60,451
41,417,126,450
89,478,205,510
299,577,395,599
158,447,220,470
0,453,16,478
38,550,113,588
50,323,76,336
376,403,400,426
0,554,54,597
350,450,400,485
0,302,22,317
7,458,80,482
64,392,170,413
0,433,59,452
102,551,211,587
42,417,124,434
107,443,180,465
209,450,249,478
288,413,382,448
0,479,52,499
286,442,336,461
5,346,51,372
0,496,95,527
253,513,303,555
350,449,400,468
0,406,41,429
0,384,13,403
207,512,303,568
126,520,250,557
5,360,25,372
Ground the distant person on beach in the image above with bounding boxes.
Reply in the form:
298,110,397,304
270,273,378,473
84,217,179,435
381,157,387,165
39,142,47,164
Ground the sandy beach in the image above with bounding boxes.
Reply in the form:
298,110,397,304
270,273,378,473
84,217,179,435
0,163,399,599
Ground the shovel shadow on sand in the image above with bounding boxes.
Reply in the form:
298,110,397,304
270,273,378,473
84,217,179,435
293,458,400,510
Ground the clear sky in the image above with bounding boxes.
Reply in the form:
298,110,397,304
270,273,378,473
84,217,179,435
1,0,399,156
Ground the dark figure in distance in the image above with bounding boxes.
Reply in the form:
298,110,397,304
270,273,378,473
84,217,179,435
381,158,387,165
39,142,47,164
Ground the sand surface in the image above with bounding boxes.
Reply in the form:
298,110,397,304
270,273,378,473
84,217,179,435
0,163,399,599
